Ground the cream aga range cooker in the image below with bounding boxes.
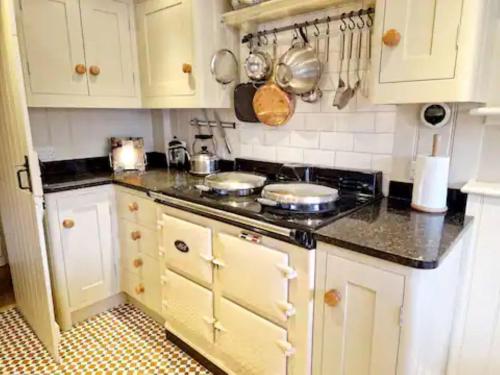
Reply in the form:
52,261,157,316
150,159,382,375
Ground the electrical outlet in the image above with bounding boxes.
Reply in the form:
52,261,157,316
36,146,56,161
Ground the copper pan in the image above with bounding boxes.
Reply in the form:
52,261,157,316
253,82,295,126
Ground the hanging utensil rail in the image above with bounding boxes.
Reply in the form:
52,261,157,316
241,7,375,44
190,119,236,129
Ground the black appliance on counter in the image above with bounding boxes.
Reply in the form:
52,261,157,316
151,159,383,249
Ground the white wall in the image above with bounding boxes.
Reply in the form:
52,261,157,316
29,108,155,161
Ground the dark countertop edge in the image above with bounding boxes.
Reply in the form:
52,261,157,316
43,172,473,270
314,215,474,269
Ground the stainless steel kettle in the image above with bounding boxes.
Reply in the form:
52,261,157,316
190,135,220,175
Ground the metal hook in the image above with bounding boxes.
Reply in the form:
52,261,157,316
366,8,374,28
262,32,269,46
292,24,299,41
339,13,347,32
303,21,310,38
326,16,331,35
348,11,356,30
273,28,278,45
313,19,320,37
356,9,365,29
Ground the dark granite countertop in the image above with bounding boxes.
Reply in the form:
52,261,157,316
43,169,472,269
314,198,473,269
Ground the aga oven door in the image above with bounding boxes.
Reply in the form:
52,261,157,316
214,232,296,324
160,213,213,285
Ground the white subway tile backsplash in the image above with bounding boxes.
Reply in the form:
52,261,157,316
335,152,372,169
252,145,277,161
304,149,335,167
375,112,397,133
264,131,290,146
304,113,336,131
319,132,354,151
372,154,393,174
276,147,304,163
239,128,264,145
240,144,254,158
336,112,375,132
290,131,320,149
283,113,305,130
354,133,394,154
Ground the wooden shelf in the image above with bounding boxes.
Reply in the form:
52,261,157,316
222,0,356,28
470,107,500,116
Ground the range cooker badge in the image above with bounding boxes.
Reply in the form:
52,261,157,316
174,240,189,253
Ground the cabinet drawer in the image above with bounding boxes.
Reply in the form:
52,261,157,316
122,220,159,260
161,214,213,285
142,254,161,315
163,269,214,344
117,192,157,227
215,233,293,323
216,298,290,375
121,269,145,303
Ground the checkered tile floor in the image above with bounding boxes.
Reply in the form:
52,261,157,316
0,304,212,374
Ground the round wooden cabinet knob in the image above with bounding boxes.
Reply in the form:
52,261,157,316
89,65,101,76
182,63,192,74
135,284,145,295
324,289,342,307
75,64,86,75
62,219,75,229
133,258,143,268
382,29,401,47
131,231,142,241
128,202,139,212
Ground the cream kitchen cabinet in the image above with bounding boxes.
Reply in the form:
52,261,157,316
16,0,140,108
135,0,236,108
116,188,161,316
313,239,469,375
45,185,119,331
371,0,498,103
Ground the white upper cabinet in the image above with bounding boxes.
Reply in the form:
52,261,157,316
80,0,136,97
371,0,498,103
17,0,140,107
19,0,87,96
136,0,194,98
135,0,236,108
379,0,462,83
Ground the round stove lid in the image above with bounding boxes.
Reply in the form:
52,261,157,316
204,172,267,191
262,183,339,205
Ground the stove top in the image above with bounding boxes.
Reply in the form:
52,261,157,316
154,159,383,248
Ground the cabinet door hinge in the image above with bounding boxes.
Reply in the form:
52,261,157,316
399,306,404,327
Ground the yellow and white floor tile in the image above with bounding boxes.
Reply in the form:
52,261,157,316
0,304,212,374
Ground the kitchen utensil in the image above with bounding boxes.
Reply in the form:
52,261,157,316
301,29,323,103
190,134,220,175
195,172,267,196
213,110,231,155
244,48,273,81
332,25,347,108
334,29,355,110
361,13,373,98
210,49,238,85
234,83,260,122
258,183,339,212
253,82,295,126
167,136,190,170
352,29,363,94
275,41,322,95
411,135,449,213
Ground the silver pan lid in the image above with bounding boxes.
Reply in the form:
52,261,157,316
262,183,339,205
204,172,267,191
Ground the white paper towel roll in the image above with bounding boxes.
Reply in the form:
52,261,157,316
411,155,450,213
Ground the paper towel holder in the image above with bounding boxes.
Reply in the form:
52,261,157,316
420,103,451,129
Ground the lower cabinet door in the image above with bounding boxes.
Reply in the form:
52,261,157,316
216,298,291,375
215,233,292,323
321,254,404,375
59,191,115,309
161,214,213,285
163,269,214,343
142,254,161,314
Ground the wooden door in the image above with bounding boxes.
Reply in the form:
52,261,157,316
136,0,195,97
80,0,136,97
320,255,404,375
379,0,463,83
215,298,290,375
58,191,115,309
18,0,88,95
0,0,60,360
